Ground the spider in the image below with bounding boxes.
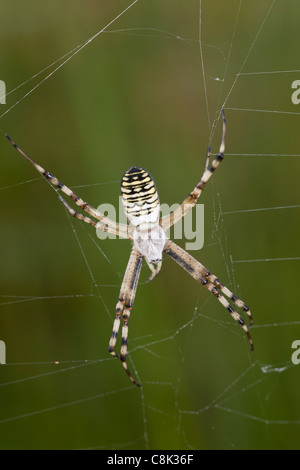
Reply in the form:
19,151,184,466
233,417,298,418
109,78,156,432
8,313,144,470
5,109,253,387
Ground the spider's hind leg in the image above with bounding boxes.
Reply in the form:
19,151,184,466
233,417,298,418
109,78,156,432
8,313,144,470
108,299,142,387
205,272,253,326
107,248,143,387
203,279,254,350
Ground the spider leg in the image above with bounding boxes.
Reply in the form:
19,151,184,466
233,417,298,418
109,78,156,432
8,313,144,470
5,134,129,239
204,270,253,325
108,247,143,387
160,108,226,231
164,239,254,350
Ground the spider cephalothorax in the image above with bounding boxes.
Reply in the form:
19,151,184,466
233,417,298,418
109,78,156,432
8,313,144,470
5,109,254,387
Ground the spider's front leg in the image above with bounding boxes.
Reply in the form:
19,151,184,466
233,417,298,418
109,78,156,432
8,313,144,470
160,108,226,231
107,248,143,387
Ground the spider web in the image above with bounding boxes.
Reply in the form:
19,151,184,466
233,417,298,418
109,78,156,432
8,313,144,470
0,0,300,450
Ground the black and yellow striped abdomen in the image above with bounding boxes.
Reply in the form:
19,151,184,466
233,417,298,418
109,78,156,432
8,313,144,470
121,167,160,227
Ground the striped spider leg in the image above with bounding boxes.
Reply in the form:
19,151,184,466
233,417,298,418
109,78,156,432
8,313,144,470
60,166,166,386
5,134,129,239
164,240,253,349
5,136,164,386
5,107,253,386
160,108,226,232
107,247,143,387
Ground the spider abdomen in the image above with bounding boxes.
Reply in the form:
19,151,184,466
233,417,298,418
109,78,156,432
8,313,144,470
121,167,160,228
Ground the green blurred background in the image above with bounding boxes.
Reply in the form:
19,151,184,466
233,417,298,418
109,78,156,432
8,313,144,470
0,0,300,450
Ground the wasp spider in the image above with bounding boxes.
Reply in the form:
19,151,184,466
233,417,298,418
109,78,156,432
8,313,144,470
5,109,253,387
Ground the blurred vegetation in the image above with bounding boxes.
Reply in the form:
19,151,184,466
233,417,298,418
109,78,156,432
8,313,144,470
0,0,299,450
